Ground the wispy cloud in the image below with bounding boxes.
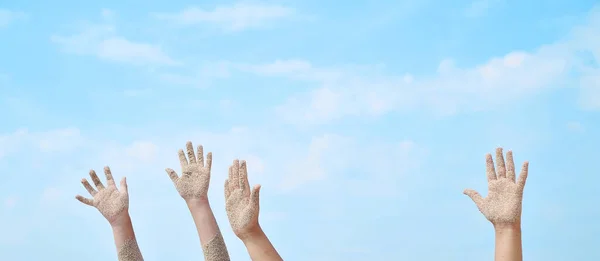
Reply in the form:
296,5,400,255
51,9,178,66
0,9,27,28
152,3,295,31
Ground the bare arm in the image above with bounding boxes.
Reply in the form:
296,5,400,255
165,141,230,261
111,213,144,260
225,160,283,261
75,167,144,261
463,148,528,261
240,226,282,261
186,198,229,260
494,224,522,261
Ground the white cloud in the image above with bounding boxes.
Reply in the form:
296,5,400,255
267,44,569,124
125,141,159,162
219,9,600,125
51,10,178,66
0,128,83,159
0,9,27,28
279,134,426,195
153,3,294,31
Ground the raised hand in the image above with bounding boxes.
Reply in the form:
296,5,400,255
464,148,529,226
75,166,144,261
224,159,261,238
165,141,213,201
76,166,129,225
165,141,230,261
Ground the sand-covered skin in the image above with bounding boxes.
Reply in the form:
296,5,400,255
202,230,231,261
165,141,212,200
224,160,261,236
75,166,129,224
464,148,529,225
75,167,144,261
118,239,144,261
166,141,230,261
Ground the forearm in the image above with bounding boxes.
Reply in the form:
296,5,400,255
241,226,283,261
111,213,144,261
186,199,230,261
494,223,522,261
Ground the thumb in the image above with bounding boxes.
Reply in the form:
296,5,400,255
120,177,128,193
463,189,483,208
250,184,261,207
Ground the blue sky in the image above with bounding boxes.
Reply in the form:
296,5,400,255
1,0,599,260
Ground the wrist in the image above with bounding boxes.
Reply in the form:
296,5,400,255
185,197,210,209
110,212,132,229
240,224,265,243
494,222,521,233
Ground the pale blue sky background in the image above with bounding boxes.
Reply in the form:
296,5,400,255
1,0,599,260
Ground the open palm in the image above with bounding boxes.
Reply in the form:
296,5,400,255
464,148,529,225
76,166,129,225
224,159,261,238
165,141,212,200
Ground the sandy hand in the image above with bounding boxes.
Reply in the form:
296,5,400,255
76,166,129,225
224,159,261,238
463,148,529,225
165,141,213,201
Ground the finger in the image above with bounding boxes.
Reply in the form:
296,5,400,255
224,179,231,199
120,177,128,193
186,141,197,164
197,145,204,167
485,153,497,182
178,149,188,169
463,189,484,208
506,150,516,182
495,147,507,179
104,166,115,186
250,184,261,207
517,161,529,190
89,169,105,189
76,195,94,206
228,165,236,192
240,160,251,196
165,168,179,183
205,152,212,173
233,159,240,189
81,178,97,196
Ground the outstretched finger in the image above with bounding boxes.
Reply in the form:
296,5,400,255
197,145,204,167
81,178,97,196
224,179,231,199
165,168,179,183
104,166,115,186
240,160,251,196
506,151,516,182
232,159,240,189
228,165,235,191
250,184,261,208
120,177,128,194
463,189,484,209
76,195,94,206
205,152,212,173
517,161,529,190
178,149,188,169
89,169,105,189
485,153,497,182
495,148,506,179
186,141,197,164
